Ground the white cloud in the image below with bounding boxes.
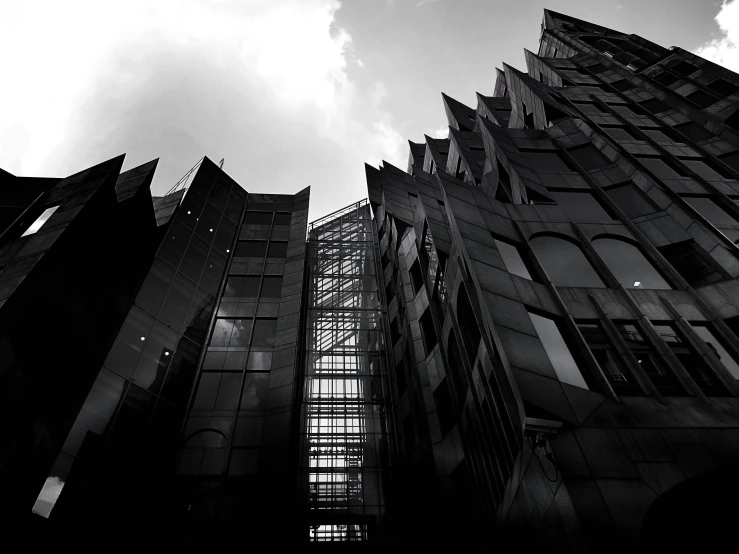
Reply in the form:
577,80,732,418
357,59,365,68
0,0,407,219
416,0,440,6
428,124,448,139
694,0,739,72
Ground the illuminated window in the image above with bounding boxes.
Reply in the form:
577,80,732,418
21,205,59,237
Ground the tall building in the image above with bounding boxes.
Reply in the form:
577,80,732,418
4,8,739,552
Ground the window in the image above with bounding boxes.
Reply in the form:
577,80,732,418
522,151,571,172
638,157,686,179
419,308,437,355
210,318,253,347
433,378,455,436
707,78,739,97
671,61,699,77
606,183,656,217
267,241,288,257
390,315,402,345
260,276,283,298
530,236,605,288
592,237,671,289
251,318,277,347
672,122,711,142
690,324,739,379
680,159,727,181
273,213,292,226
719,152,739,173
574,102,607,115
224,276,260,297
610,79,636,92
652,323,726,395
568,145,610,170
683,196,737,226
639,98,671,114
21,205,59,237
245,211,273,225
604,126,637,141
528,312,588,389
641,129,672,142
616,322,683,394
578,322,642,394
493,238,532,280
686,89,717,109
652,72,680,87
521,101,535,128
549,191,613,222
457,284,481,366
234,241,267,258
610,104,638,117
409,260,424,296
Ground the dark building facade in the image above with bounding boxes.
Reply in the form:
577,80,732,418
5,9,739,551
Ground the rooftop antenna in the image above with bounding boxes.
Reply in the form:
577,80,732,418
164,156,205,197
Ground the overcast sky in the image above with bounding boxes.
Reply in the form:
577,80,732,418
2,0,738,221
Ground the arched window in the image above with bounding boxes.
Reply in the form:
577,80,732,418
592,237,671,289
529,235,605,288
456,284,481,367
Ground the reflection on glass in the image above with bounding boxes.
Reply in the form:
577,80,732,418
684,196,737,227
592,238,671,289
691,324,739,379
529,312,589,389
606,184,655,218
21,205,59,237
530,236,605,288
550,191,613,222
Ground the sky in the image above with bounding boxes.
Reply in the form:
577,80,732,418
2,0,738,222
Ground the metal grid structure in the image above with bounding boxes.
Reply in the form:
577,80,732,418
301,200,393,542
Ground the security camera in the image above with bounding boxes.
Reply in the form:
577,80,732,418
523,416,563,438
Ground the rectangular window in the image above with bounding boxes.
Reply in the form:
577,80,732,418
605,183,655,218
690,324,739,379
658,240,724,287
652,71,680,87
670,61,698,77
610,104,638,117
234,241,268,258
522,151,571,173
673,122,711,142
252,318,277,347
638,157,686,179
683,196,737,226
610,79,636,92
494,238,532,280
409,260,424,296
641,129,672,142
574,102,606,115
616,322,683,395
604,127,637,141
578,322,641,394
419,307,438,355
528,312,589,389
267,241,288,258
260,276,283,298
550,190,613,222
210,318,253,347
568,144,610,170
273,212,292,226
21,205,59,237
638,98,671,114
680,159,727,181
685,89,717,109
707,78,739,97
245,212,273,225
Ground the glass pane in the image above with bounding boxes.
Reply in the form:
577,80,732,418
691,325,739,379
210,319,235,347
160,339,200,406
234,241,268,258
523,152,571,172
178,191,205,230
245,212,273,225
242,276,261,298
229,319,253,347
252,319,277,347
592,238,671,289
246,351,273,372
568,145,609,170
494,239,532,280
642,129,671,142
135,259,176,317
216,373,242,410
183,288,215,345
193,374,220,410
681,159,725,181
224,276,244,297
224,191,245,223
104,307,155,378
639,157,684,179
274,213,292,226
179,234,209,283
21,205,59,236
606,184,655,217
528,313,589,389
267,241,288,258
200,248,227,295
158,222,192,268
550,191,613,222
684,197,736,226
530,236,605,287
194,204,221,243
208,178,230,211
261,276,283,298
604,127,636,141
132,321,178,393
213,217,236,254
158,273,196,332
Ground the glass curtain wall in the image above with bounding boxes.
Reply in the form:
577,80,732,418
301,200,394,542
